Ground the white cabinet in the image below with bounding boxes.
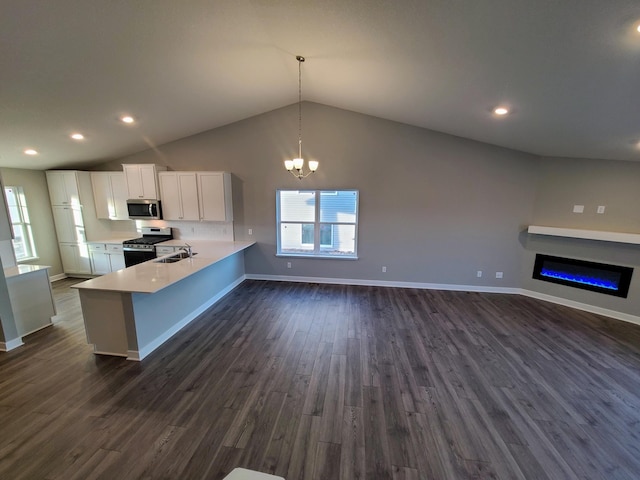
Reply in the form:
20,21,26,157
158,172,200,221
58,243,91,275
46,170,104,277
46,171,81,206
88,244,110,275
158,171,232,222
89,243,125,275
51,206,85,244
123,164,166,200
107,244,126,271
197,172,233,221
91,172,129,220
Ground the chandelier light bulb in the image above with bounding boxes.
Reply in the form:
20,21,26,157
308,160,319,172
284,160,294,171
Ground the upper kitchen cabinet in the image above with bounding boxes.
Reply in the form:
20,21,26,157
159,171,233,222
46,171,82,206
158,172,200,221
123,164,166,200
198,172,233,222
91,172,129,220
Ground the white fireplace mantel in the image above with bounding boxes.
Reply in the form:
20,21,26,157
527,225,640,245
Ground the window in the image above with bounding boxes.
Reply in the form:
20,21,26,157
4,186,37,261
301,224,333,247
277,190,358,258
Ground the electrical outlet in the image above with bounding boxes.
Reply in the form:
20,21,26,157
495,272,503,279
248,228,253,235
382,266,387,273
573,205,584,213
477,270,483,278
287,262,292,269
597,206,605,214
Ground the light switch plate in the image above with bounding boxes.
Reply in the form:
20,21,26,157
597,206,605,214
573,205,584,213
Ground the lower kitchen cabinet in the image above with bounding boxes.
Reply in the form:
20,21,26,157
59,243,92,275
89,243,125,275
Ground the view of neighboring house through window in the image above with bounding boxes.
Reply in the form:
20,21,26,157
4,186,37,261
277,189,358,258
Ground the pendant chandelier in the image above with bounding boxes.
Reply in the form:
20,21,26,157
284,55,318,179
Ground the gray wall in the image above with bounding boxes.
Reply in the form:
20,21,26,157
103,102,540,288
0,168,63,275
521,157,640,316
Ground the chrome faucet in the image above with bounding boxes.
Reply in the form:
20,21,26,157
183,243,193,258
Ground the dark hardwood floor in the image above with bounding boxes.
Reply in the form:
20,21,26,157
1,279,640,479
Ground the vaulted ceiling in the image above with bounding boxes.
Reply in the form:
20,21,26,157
2,0,640,170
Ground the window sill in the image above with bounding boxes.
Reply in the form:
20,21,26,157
17,256,40,263
276,253,358,260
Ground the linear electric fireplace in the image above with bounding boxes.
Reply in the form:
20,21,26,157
533,254,634,298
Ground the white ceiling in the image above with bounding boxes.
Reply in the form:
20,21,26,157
2,0,640,170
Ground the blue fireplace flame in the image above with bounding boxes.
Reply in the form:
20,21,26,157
540,268,618,291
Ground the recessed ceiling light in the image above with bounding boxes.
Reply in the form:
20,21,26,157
24,149,38,155
493,107,509,116
71,133,85,140
120,115,135,124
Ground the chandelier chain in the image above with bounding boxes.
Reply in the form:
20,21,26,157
298,56,303,158
284,55,317,179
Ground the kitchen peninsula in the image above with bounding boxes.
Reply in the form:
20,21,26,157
73,240,254,360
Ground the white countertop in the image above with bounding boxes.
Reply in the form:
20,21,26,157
72,241,255,294
4,264,51,278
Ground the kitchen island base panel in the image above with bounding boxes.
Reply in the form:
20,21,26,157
79,251,246,361
128,274,245,361
5,266,55,337
78,290,130,357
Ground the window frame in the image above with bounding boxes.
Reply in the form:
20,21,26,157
276,189,359,259
4,186,38,262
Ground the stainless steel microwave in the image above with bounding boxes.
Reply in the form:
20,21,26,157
126,199,162,220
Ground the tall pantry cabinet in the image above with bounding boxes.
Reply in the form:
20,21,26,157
46,171,94,275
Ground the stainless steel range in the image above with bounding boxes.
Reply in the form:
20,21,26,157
123,227,173,267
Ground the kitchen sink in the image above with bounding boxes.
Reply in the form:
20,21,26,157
154,251,197,263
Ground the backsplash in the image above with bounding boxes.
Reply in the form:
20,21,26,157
136,220,234,241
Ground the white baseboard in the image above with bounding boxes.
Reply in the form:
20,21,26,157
245,274,519,294
245,274,637,325
0,337,24,352
519,289,640,326
129,275,246,361
93,348,128,358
